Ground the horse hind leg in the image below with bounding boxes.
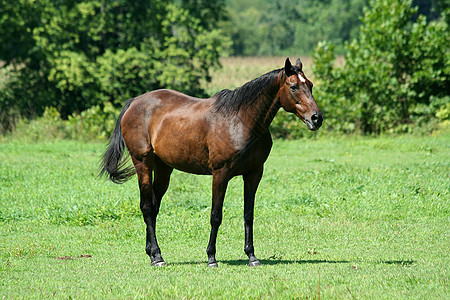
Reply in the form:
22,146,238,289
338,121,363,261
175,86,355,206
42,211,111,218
133,154,166,266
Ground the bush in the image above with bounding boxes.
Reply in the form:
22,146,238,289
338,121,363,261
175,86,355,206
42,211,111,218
0,0,229,132
11,107,67,141
271,112,321,139
312,0,449,134
65,103,119,141
9,104,120,142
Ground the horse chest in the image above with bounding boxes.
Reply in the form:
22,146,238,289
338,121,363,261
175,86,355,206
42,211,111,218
235,132,273,173
208,130,273,175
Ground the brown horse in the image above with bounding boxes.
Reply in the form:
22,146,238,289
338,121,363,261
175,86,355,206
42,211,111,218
100,58,322,267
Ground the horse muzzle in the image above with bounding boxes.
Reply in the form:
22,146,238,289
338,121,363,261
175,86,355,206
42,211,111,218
305,111,323,131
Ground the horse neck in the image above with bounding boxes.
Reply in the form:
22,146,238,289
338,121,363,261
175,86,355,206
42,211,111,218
238,71,284,136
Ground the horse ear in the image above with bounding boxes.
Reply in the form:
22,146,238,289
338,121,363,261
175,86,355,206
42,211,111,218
285,58,296,77
295,58,303,71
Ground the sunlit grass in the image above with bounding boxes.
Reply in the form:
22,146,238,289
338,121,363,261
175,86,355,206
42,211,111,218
0,134,449,298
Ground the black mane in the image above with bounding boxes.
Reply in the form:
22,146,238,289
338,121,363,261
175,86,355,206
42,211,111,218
212,68,283,115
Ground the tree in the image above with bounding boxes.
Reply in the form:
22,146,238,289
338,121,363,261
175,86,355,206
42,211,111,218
313,0,449,134
0,0,229,131
226,0,368,56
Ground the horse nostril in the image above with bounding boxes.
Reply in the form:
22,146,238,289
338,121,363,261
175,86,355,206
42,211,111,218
311,112,323,126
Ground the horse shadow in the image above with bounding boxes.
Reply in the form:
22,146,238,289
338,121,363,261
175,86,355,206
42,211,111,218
171,259,415,266
223,259,415,266
221,259,350,266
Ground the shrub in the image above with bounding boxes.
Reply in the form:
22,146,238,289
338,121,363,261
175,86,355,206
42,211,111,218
271,113,319,139
11,107,67,141
9,104,120,142
0,0,229,132
313,0,449,134
65,103,119,141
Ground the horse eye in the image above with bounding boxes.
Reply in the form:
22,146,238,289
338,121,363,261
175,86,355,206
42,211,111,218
290,85,299,91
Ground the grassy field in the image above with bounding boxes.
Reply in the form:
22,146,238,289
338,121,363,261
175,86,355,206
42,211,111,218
0,133,449,298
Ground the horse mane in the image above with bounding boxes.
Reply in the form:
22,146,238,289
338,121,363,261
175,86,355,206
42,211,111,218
212,68,283,115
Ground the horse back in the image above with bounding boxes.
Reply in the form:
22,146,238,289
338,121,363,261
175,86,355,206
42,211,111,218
121,89,272,176
121,89,213,173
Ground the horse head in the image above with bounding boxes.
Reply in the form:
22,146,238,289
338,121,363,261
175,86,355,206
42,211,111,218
279,58,323,131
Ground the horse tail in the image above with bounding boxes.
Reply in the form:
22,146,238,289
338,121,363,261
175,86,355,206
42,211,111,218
99,98,136,184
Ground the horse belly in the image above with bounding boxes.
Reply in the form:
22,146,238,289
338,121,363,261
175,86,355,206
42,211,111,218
156,145,211,175
151,117,212,175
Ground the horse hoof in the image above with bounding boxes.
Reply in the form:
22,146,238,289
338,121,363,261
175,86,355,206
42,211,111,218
151,261,167,267
207,262,218,267
248,260,262,267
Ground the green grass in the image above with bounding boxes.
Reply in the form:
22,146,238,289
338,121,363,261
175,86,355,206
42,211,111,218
0,134,449,298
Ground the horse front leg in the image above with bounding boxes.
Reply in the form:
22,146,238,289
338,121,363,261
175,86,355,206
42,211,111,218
135,155,166,266
206,170,230,267
243,165,263,266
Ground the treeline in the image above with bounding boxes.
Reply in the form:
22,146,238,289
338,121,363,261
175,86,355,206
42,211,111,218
224,0,446,56
311,0,449,135
0,0,229,131
272,0,448,137
0,0,448,137
225,0,367,56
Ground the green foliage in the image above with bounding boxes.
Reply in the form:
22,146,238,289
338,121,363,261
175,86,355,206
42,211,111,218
65,103,119,141
11,104,120,142
96,48,155,105
227,0,368,56
0,0,229,131
313,0,450,134
11,107,67,141
271,112,319,139
224,0,445,56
